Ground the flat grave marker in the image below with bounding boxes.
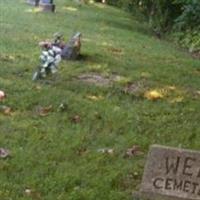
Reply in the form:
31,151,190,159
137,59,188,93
138,145,200,200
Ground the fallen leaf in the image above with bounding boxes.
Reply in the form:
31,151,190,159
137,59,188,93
133,171,139,178
0,148,10,158
25,189,32,196
167,86,176,91
24,188,41,199
125,145,144,158
107,47,123,55
0,105,12,115
170,96,184,103
7,55,15,60
144,90,163,100
107,149,114,154
33,85,42,91
76,147,88,156
0,54,15,62
97,148,114,154
71,115,81,124
57,103,68,112
3,107,12,115
87,95,103,101
36,105,53,116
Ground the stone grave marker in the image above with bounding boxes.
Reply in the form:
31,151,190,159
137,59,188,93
27,0,40,6
27,0,55,12
39,0,55,12
61,32,82,60
137,145,200,200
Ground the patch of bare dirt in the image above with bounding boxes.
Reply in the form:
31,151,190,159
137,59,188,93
78,73,126,86
78,73,111,86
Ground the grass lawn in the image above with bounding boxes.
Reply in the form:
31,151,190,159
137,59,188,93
0,0,200,199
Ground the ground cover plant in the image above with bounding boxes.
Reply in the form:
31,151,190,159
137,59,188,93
0,0,200,199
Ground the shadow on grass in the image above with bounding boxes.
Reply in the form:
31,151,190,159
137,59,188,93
77,54,90,61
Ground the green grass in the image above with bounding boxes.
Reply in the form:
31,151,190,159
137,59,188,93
0,0,200,199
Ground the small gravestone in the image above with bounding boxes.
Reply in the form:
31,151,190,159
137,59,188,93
27,0,40,6
137,145,200,200
61,32,82,60
39,0,55,12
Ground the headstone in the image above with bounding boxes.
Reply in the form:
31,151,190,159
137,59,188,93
41,0,53,3
39,0,55,12
26,0,40,6
138,145,200,200
61,32,82,60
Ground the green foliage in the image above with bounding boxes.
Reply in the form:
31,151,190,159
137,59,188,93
104,0,182,32
173,0,200,51
174,28,200,52
174,0,200,30
104,0,200,51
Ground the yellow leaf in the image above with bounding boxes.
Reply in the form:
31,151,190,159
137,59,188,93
170,97,184,103
87,95,103,101
144,90,163,100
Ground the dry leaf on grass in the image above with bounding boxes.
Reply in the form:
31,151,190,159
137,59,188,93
125,145,144,158
36,105,53,117
169,96,184,103
166,86,176,91
76,147,88,156
33,85,42,91
87,95,104,101
144,90,163,100
24,188,41,199
71,115,81,124
0,54,15,62
196,91,200,95
57,103,68,112
0,105,12,115
0,148,10,158
107,47,123,55
97,148,114,155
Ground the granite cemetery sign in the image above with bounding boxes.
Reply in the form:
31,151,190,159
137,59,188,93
139,145,200,200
